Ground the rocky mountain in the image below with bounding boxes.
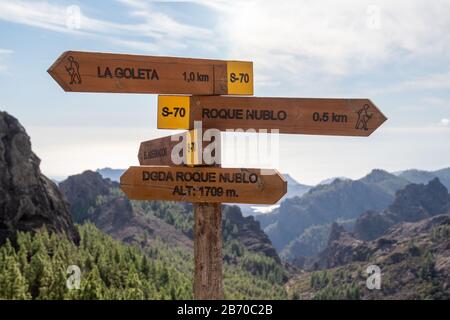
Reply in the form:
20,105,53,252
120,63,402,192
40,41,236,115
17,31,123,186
222,205,280,263
397,168,450,190
288,214,450,299
313,222,370,270
318,176,350,185
0,111,79,245
59,170,192,249
354,178,450,241
286,179,450,299
283,174,312,199
96,167,124,182
281,225,331,262
359,169,411,196
258,170,404,255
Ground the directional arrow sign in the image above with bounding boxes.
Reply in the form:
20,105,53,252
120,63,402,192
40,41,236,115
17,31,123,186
120,166,287,204
138,131,221,166
48,51,253,95
157,96,387,136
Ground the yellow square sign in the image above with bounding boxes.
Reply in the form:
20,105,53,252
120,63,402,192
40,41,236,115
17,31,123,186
186,129,201,166
157,95,190,129
227,61,254,95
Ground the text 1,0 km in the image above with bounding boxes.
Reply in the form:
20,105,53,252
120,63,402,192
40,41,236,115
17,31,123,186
312,112,348,123
183,71,209,83
229,72,250,83
161,106,186,117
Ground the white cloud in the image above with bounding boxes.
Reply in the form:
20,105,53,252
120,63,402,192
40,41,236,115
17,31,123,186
197,0,450,86
0,0,212,53
378,71,450,93
0,1,85,34
2,0,450,92
115,0,211,40
421,97,450,108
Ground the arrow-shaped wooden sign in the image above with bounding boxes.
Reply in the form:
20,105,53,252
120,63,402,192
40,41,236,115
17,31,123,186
138,131,220,166
120,166,286,204
157,96,387,136
48,51,253,95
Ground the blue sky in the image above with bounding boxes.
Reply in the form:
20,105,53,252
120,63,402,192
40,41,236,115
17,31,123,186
0,0,449,184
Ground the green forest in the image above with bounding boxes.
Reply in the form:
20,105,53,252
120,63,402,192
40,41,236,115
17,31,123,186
0,223,287,300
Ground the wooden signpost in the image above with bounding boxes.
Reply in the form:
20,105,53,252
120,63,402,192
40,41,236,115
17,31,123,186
49,49,386,300
158,95,387,136
48,51,253,95
138,131,221,166
121,166,287,204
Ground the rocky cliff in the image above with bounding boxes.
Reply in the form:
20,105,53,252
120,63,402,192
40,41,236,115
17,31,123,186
354,178,450,240
315,178,450,269
0,111,79,244
259,172,397,254
223,205,280,263
288,214,450,299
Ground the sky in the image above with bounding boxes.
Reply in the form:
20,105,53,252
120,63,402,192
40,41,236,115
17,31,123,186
0,0,449,185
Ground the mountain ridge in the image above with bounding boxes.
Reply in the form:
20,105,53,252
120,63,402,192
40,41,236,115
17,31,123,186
287,213,450,299
354,178,450,241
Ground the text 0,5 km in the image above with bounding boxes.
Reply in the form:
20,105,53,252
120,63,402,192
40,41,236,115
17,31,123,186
161,107,186,117
312,112,348,123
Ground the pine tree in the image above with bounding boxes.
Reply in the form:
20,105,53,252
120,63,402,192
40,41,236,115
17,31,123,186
36,257,55,299
123,271,144,299
0,255,31,299
80,266,104,300
25,250,46,298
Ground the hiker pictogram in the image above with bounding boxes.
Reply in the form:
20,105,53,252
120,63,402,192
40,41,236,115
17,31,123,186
356,104,373,131
65,56,81,84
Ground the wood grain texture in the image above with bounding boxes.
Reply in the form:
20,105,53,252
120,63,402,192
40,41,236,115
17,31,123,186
48,51,253,95
120,166,286,204
138,134,184,166
194,203,223,300
184,96,387,136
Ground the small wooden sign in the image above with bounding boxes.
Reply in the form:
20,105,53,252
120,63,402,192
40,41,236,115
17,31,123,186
120,166,287,204
138,131,221,166
157,96,387,136
48,51,253,95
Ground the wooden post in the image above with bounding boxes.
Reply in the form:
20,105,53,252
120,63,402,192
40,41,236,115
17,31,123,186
194,202,223,299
